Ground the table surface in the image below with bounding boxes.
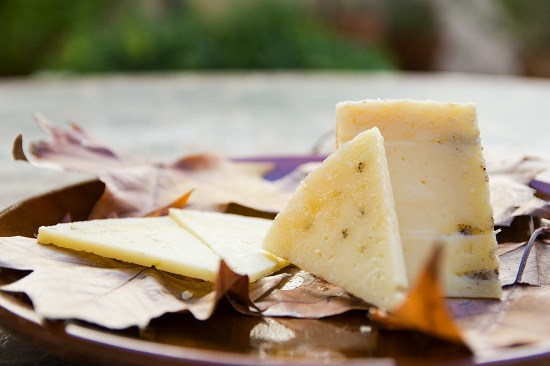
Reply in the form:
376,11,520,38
0,71,549,365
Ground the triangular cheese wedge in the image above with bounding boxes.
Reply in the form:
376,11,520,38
262,127,408,310
169,209,288,282
336,99,502,298
37,216,219,281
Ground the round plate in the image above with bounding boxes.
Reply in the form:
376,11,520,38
0,157,549,366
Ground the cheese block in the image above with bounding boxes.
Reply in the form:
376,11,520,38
262,127,408,310
169,209,288,282
37,216,219,281
336,99,502,298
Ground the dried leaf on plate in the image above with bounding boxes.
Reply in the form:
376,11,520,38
184,260,260,320
451,286,550,352
370,245,467,347
251,266,371,318
498,242,539,286
0,235,369,329
0,236,203,329
0,236,260,329
13,115,290,219
144,190,193,218
491,176,550,227
485,150,550,226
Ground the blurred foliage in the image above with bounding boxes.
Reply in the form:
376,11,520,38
383,0,437,36
494,0,550,48
0,0,396,76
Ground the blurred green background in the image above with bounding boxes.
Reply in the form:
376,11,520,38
1,0,549,77
0,0,397,75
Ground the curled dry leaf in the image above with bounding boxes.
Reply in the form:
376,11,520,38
251,266,371,318
485,149,550,227
0,236,211,329
0,236,368,329
13,115,290,219
369,244,468,348
0,236,283,329
144,190,193,218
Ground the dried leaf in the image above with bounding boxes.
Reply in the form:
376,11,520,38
184,261,260,320
491,176,550,227
0,236,259,329
252,266,371,318
13,115,290,219
498,243,540,286
370,245,467,347
144,190,193,217
353,225,550,351
0,235,365,329
496,227,550,286
450,285,550,352
485,150,550,226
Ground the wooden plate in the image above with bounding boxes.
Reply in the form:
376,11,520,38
0,157,549,366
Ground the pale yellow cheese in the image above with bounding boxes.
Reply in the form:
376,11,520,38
37,216,219,281
169,209,288,282
336,99,501,298
262,127,408,310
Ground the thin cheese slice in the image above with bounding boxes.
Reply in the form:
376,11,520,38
169,209,288,282
336,99,502,298
262,127,408,310
37,216,220,281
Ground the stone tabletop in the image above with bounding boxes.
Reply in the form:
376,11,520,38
0,71,549,364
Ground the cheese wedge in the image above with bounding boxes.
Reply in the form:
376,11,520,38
37,216,219,281
169,209,288,282
336,99,501,298
262,127,408,310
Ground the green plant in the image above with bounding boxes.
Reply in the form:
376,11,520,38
495,0,550,48
0,0,396,75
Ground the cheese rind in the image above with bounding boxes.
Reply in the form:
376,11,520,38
169,209,288,282
336,99,502,298
262,127,408,310
37,216,219,281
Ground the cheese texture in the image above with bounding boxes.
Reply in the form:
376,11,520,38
169,209,288,282
37,216,219,281
336,99,501,298
262,127,408,310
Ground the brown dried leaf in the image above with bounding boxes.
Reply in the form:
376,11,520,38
450,286,550,352
498,243,539,286
496,227,550,286
13,115,290,219
184,261,261,320
364,227,550,352
370,245,467,347
485,150,550,227
251,266,371,318
0,235,373,328
0,236,256,329
144,190,193,218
